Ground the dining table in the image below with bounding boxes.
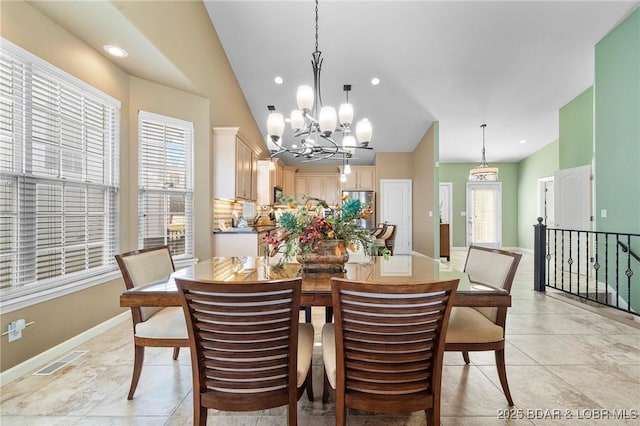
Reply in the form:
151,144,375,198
119,255,511,309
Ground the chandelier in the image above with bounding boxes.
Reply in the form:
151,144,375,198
469,123,499,181
266,0,373,163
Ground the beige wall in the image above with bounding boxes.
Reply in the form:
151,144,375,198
374,152,413,223
128,77,212,259
114,0,265,156
0,1,257,371
412,123,437,257
374,141,437,257
0,0,130,372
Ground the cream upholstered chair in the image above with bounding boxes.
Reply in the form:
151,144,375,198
115,245,189,400
445,245,522,406
176,277,314,426
322,278,458,426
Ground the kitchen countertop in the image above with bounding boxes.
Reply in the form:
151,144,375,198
213,226,276,234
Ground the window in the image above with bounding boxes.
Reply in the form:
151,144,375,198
138,111,193,259
0,39,120,302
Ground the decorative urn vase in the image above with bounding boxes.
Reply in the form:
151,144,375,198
296,239,349,273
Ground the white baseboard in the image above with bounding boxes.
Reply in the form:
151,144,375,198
0,311,130,387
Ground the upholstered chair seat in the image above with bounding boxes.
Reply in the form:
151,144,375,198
444,245,522,406
134,307,188,339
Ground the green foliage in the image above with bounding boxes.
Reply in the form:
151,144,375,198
265,195,381,266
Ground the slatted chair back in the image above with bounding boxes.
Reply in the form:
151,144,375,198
176,277,307,426
330,278,458,425
384,224,397,254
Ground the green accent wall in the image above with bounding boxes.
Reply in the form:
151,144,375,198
517,140,560,250
595,8,640,234
594,8,640,313
559,87,593,169
439,163,519,248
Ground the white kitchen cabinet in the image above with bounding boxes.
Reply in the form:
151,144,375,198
213,230,271,257
212,127,257,200
340,165,376,191
282,166,297,199
295,173,340,205
257,159,288,205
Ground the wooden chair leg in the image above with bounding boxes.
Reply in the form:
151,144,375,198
301,307,311,323
288,402,297,426
336,394,346,426
495,348,514,406
325,307,333,323
172,347,180,360
305,366,314,402
194,405,207,426
322,367,331,403
462,351,470,364
128,344,145,400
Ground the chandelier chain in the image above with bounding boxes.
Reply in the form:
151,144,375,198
315,0,319,53
265,0,373,163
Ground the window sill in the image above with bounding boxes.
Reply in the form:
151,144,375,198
0,257,199,314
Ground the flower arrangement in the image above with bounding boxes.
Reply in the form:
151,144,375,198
266,195,385,267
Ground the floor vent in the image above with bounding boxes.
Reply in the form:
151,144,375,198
33,351,88,376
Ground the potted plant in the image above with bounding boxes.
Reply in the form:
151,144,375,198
266,195,388,271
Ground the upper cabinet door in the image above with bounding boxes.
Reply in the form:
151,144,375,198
212,127,257,201
341,166,376,191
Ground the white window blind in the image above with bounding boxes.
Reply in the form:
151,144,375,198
138,111,193,259
0,39,120,301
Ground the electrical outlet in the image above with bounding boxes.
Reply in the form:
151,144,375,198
7,319,26,342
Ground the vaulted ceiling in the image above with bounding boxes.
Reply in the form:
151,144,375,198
27,0,639,165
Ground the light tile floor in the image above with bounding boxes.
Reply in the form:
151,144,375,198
2,251,639,425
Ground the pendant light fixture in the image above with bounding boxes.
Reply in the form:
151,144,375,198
469,123,499,181
266,0,373,162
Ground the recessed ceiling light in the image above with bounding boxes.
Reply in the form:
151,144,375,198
519,139,527,144
274,76,283,85
291,144,298,149
103,45,128,58
371,77,380,86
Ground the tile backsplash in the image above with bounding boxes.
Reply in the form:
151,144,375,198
213,199,245,229
213,199,276,230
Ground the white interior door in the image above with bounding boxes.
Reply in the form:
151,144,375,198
553,165,592,276
554,165,591,230
380,179,412,255
466,182,502,248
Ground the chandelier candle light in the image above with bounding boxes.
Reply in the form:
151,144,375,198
266,0,373,164
469,123,499,181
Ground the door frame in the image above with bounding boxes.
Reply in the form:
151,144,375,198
439,182,453,250
466,181,502,249
537,176,554,226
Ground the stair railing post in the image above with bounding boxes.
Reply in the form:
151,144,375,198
534,217,546,292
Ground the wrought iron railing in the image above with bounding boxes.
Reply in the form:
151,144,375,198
534,218,639,316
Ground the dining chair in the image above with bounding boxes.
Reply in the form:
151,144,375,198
445,245,522,406
115,245,189,400
369,223,387,239
375,224,395,255
176,277,314,426
322,278,459,426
